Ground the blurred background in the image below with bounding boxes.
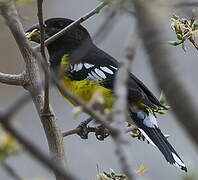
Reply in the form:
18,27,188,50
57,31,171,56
0,0,198,179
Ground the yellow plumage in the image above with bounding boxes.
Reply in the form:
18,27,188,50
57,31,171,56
59,55,114,109
60,77,113,108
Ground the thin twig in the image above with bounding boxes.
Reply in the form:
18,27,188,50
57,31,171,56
0,72,26,86
1,161,23,180
34,0,109,51
62,125,138,138
62,127,96,137
37,0,50,113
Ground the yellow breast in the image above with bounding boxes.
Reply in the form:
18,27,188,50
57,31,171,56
60,77,114,109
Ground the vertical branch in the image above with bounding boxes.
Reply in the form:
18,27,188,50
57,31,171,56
0,2,67,180
111,26,138,180
37,0,50,113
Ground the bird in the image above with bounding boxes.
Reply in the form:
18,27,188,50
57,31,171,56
25,17,187,172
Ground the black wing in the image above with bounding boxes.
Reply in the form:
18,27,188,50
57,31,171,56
68,45,163,109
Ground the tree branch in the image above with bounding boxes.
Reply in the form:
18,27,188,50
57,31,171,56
62,125,138,138
1,161,23,180
111,26,137,180
37,0,50,113
0,72,26,86
0,2,66,180
34,0,109,51
0,121,77,180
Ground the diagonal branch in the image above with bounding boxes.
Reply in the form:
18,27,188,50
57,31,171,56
0,121,77,180
1,161,23,180
1,92,30,120
34,0,109,51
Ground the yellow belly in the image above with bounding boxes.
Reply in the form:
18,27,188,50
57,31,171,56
60,77,114,109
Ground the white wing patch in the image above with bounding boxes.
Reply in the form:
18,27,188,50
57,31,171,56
84,63,94,69
77,63,83,70
91,71,103,81
110,65,118,70
100,66,114,74
73,63,83,72
73,64,78,71
95,68,106,79
143,113,158,128
87,73,95,80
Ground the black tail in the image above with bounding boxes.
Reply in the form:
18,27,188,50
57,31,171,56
129,107,187,172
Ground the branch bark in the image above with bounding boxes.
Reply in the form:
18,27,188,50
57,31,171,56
133,0,198,148
0,72,26,86
0,2,66,180
37,0,50,113
111,26,137,180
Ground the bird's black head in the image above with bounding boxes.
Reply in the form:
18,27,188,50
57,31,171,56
26,18,93,68
26,17,92,52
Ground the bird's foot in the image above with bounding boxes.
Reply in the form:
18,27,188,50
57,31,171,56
95,125,110,141
77,117,92,139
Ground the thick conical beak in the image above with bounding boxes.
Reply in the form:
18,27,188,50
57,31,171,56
25,28,40,42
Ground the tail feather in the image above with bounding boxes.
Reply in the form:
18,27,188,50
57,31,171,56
129,107,187,172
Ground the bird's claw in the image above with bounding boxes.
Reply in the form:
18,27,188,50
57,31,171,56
95,125,109,141
77,122,89,139
76,117,93,139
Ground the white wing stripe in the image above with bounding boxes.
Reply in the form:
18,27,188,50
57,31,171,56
73,63,83,72
73,64,78,71
95,68,106,79
77,63,83,70
110,65,118,70
88,73,95,80
91,71,103,81
84,63,94,69
101,66,114,74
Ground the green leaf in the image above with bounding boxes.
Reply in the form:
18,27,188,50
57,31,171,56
159,91,166,104
176,34,183,40
172,14,179,20
168,41,182,46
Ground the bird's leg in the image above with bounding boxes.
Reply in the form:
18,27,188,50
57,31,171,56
95,125,110,141
77,117,93,139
